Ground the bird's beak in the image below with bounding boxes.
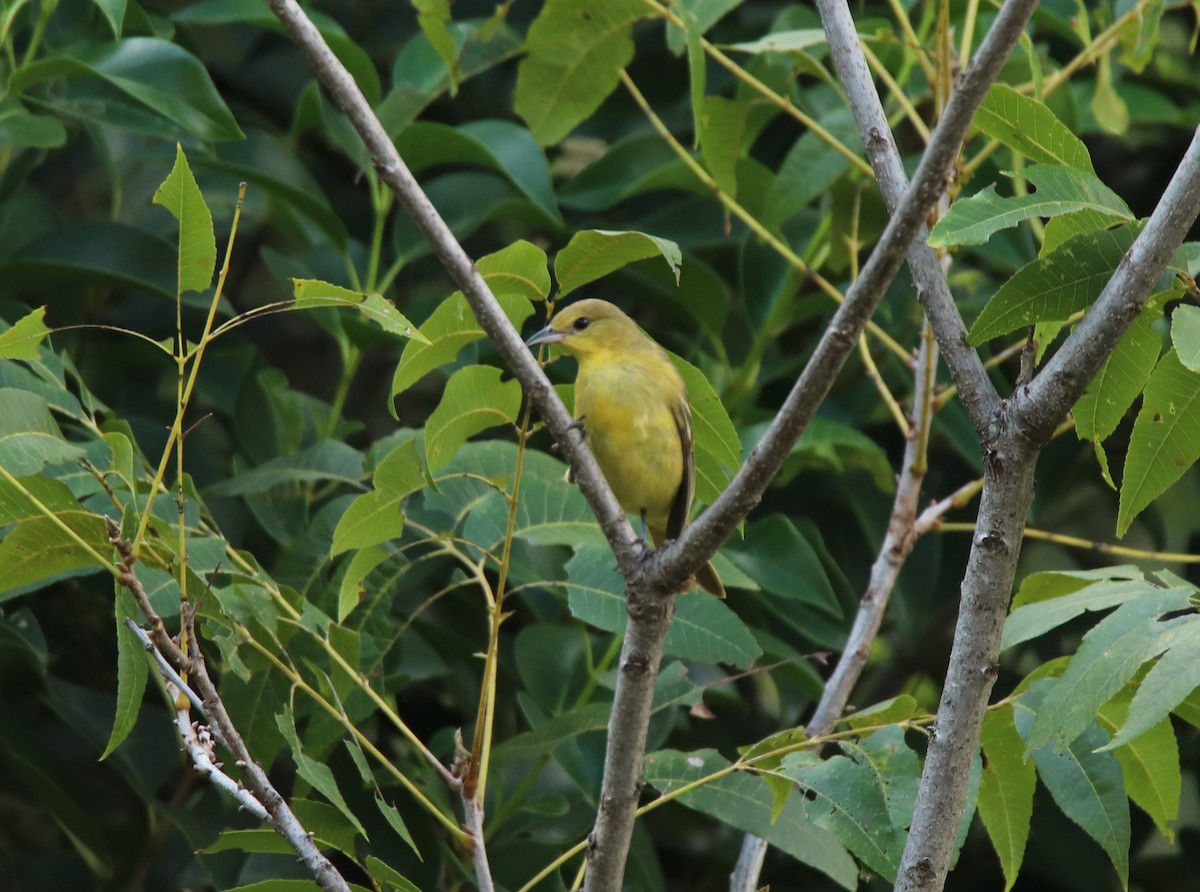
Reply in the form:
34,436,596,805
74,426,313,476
525,325,564,348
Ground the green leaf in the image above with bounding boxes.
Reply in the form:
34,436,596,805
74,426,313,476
0,389,86,476
644,749,858,890
336,546,391,624
152,144,216,295
978,705,1034,891
174,0,381,105
208,440,365,496
1096,683,1181,842
9,38,243,141
289,798,364,859
1015,686,1130,889
413,0,459,94
974,84,1094,173
726,515,839,614
563,546,761,667
1107,620,1200,750
0,510,110,604
1025,586,1191,751
496,663,700,763
725,28,830,54
554,229,683,295
365,855,421,892
1170,303,1200,371
101,588,148,760
1074,294,1167,443
0,221,178,299
381,18,522,135
780,729,912,881
930,165,1130,249
1116,0,1165,72
1118,349,1200,535
765,109,861,227
699,96,755,199
665,0,741,55
292,279,430,343
0,306,51,360
392,243,545,396
840,695,920,732
1091,56,1130,136
462,473,601,551
275,707,369,842
968,222,1141,343
397,121,562,224
1002,570,1152,650
671,353,740,505
424,365,521,473
514,0,647,146
331,438,424,556
372,792,420,860
0,106,67,148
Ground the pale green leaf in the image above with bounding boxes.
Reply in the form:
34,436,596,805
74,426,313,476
1015,686,1130,888
978,705,1034,891
645,749,857,890
1118,349,1200,535
564,546,761,667
413,0,459,94
699,96,753,199
207,440,364,496
725,28,829,54
1075,294,1168,442
514,0,646,146
555,229,683,295
671,353,740,506
930,165,1131,249
974,83,1093,173
101,588,148,760
366,855,422,892
0,389,86,476
152,144,216,294
0,307,51,360
968,222,1141,343
1002,572,1154,651
331,438,423,556
1096,683,1180,841
1025,587,1192,751
1107,620,1200,749
780,737,907,880
424,365,521,472
292,279,430,343
275,707,369,841
1170,303,1200,371
392,242,546,396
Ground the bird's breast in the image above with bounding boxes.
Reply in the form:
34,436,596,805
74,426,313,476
574,356,686,527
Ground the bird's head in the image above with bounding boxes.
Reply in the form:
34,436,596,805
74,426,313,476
524,298,641,359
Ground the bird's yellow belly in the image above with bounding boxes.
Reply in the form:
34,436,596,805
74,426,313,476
575,367,683,531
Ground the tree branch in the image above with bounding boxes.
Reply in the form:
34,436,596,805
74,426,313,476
731,321,940,892
814,0,1008,436
894,125,1200,892
1014,127,1200,441
108,519,350,892
654,0,1039,594
261,0,642,579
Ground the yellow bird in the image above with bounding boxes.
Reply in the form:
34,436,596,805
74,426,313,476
526,298,725,598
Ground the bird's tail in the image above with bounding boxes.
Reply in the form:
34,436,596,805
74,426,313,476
649,527,726,599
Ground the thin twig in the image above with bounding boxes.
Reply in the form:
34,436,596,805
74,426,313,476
107,518,350,892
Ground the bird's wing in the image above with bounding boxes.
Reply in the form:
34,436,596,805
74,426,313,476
665,392,695,541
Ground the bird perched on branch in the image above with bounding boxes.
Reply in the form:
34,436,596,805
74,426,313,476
526,298,725,598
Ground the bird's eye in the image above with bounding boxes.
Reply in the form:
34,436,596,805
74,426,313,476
573,317,590,331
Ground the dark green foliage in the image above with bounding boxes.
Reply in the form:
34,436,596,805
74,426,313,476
2,1,1200,891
